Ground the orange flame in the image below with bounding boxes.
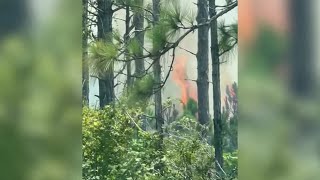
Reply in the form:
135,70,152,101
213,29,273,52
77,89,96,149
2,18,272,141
172,56,197,105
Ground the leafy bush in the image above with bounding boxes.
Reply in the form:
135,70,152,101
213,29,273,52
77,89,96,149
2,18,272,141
163,117,215,179
223,151,238,179
83,105,238,179
83,106,161,180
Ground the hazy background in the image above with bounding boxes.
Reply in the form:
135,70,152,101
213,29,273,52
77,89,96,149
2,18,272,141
88,0,238,117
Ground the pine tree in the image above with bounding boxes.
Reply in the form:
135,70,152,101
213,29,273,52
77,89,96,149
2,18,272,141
97,0,114,108
210,0,238,176
152,0,164,138
196,0,210,136
125,2,133,88
133,0,146,77
210,0,224,174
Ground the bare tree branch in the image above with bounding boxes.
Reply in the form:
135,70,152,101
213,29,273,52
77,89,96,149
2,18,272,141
178,46,196,56
160,48,176,89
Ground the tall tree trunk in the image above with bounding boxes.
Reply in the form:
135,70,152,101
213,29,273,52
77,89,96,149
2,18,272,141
133,0,145,77
152,0,163,136
152,0,164,174
0,0,27,39
125,5,132,88
196,0,210,136
133,0,147,130
290,0,314,97
97,0,114,108
209,0,224,174
82,0,89,106
290,0,319,152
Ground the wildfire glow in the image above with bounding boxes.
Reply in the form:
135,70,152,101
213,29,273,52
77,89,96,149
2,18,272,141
172,56,197,105
239,0,288,45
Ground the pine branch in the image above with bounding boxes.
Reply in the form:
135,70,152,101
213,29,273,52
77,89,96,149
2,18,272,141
114,63,127,79
92,1,237,90
219,40,238,57
128,1,237,61
103,1,237,65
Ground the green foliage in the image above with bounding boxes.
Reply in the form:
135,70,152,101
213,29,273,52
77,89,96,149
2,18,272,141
83,105,238,179
83,106,161,180
147,22,171,53
128,37,141,57
246,26,287,75
218,20,238,58
89,40,118,75
131,0,145,14
183,98,198,118
222,83,238,152
161,0,184,30
126,75,155,109
221,114,238,154
223,151,238,179
147,0,194,54
163,117,215,179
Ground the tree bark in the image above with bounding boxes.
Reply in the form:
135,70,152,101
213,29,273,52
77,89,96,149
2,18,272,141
152,0,164,174
209,0,224,173
196,0,210,136
97,0,114,108
0,0,27,39
152,0,163,136
133,0,146,77
125,5,132,88
82,0,89,106
290,0,314,97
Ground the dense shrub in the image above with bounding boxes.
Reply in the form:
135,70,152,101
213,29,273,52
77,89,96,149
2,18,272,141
83,106,161,180
83,105,237,179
